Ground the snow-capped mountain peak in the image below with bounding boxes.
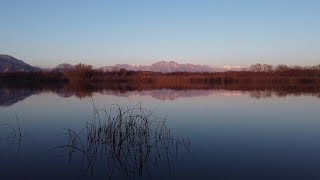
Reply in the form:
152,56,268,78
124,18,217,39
100,61,245,73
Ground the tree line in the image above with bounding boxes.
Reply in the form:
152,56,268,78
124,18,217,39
1,63,320,85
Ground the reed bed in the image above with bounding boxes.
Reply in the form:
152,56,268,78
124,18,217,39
54,102,190,177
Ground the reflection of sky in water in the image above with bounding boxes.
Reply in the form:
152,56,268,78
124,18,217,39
1,91,320,179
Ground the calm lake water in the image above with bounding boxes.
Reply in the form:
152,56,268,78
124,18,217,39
1,87,320,179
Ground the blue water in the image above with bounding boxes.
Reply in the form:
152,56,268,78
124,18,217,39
1,89,320,179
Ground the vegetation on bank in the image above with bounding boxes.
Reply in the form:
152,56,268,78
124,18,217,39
1,63,320,85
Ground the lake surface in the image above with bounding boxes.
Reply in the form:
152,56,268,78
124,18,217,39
1,86,320,179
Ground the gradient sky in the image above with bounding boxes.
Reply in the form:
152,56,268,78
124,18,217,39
0,0,319,68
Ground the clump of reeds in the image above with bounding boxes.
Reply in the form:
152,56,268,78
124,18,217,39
54,101,190,177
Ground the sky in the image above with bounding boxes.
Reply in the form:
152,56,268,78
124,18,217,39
0,0,319,68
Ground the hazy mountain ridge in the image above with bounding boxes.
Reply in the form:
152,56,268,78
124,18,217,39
52,63,75,72
0,54,40,72
0,55,245,73
100,61,245,72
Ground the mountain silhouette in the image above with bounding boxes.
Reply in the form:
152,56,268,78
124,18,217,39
0,54,39,72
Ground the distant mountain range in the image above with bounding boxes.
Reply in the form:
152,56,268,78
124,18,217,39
52,63,75,72
0,54,40,72
0,54,245,73
100,61,245,72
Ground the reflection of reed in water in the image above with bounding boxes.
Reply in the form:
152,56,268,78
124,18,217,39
0,114,26,157
54,102,190,177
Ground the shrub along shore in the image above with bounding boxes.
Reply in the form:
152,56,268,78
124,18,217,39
1,63,320,85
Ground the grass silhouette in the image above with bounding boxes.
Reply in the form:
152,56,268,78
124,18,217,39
51,101,190,177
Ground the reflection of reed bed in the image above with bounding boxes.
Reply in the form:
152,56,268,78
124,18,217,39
247,86,320,98
1,81,320,106
62,81,95,98
63,82,320,99
53,102,190,177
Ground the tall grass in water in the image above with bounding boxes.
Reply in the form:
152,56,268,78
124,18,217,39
54,102,190,177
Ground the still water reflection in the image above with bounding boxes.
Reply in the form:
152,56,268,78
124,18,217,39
1,84,320,179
